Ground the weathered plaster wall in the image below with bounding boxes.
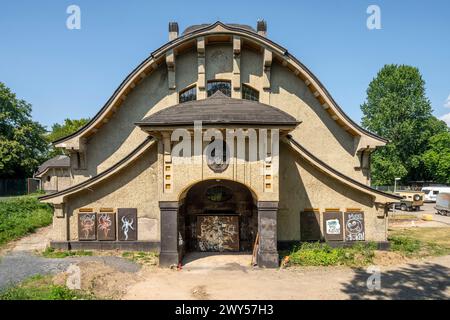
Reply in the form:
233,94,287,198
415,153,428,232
62,146,159,241
41,168,72,192
278,143,387,242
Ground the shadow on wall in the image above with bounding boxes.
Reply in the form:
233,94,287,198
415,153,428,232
85,67,168,175
341,262,450,300
270,62,357,157
67,146,157,214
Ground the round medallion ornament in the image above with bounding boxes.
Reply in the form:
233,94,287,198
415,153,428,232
205,140,229,173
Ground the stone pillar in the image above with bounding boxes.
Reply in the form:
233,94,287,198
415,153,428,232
257,201,279,268
159,201,179,267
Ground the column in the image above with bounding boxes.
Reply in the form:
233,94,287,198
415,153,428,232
257,201,279,268
159,201,179,267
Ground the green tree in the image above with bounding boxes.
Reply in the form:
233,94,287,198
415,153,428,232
46,118,89,143
421,132,450,184
0,82,48,178
361,64,448,185
45,118,90,157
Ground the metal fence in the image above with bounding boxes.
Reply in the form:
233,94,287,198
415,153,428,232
0,178,40,196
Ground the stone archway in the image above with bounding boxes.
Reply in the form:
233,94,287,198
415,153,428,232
180,180,257,254
159,180,279,268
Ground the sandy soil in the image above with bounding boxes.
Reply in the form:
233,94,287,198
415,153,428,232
122,252,450,300
3,224,449,300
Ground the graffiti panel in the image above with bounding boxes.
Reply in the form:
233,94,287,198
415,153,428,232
118,208,137,241
344,212,365,241
197,215,239,252
78,213,96,241
97,212,116,241
322,211,343,241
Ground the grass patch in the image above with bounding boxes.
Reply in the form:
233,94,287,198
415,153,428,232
0,275,94,300
388,214,419,221
284,242,376,267
388,227,450,257
0,195,52,246
42,247,93,258
122,251,158,266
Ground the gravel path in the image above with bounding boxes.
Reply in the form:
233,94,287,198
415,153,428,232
0,251,140,290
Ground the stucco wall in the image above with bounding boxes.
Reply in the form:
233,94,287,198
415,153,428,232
41,168,72,192
63,145,159,241
278,143,387,242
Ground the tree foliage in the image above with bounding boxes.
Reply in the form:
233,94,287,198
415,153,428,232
45,118,90,158
46,118,90,143
0,82,48,178
361,65,449,185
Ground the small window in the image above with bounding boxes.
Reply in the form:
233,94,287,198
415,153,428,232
207,80,231,97
242,84,259,101
179,86,197,103
46,176,51,182
206,186,233,202
433,191,439,195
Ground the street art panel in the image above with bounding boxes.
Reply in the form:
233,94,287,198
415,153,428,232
322,211,343,241
97,212,116,241
344,212,365,241
197,215,239,252
78,213,96,240
118,208,137,241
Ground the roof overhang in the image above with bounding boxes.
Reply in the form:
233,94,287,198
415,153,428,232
53,21,387,151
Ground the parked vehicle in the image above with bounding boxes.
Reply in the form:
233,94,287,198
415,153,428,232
435,192,450,216
421,186,450,202
393,191,424,211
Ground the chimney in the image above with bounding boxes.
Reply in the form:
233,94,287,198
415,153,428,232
169,22,179,41
257,20,267,36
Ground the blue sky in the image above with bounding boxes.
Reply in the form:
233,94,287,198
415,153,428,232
1,0,449,129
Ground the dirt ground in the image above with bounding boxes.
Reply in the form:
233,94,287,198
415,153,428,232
2,214,450,300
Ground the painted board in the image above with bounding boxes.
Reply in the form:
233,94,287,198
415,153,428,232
118,208,137,241
97,213,116,241
344,212,365,241
78,213,97,241
322,211,343,241
300,211,321,241
197,215,239,252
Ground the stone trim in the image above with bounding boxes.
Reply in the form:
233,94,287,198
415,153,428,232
257,201,279,268
159,201,180,267
50,241,159,251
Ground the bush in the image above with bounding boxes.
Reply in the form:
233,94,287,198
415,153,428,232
287,242,375,267
0,195,53,245
389,236,421,255
0,275,94,300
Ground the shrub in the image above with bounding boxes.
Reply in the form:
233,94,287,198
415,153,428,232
287,242,375,267
389,236,421,255
0,275,94,300
0,195,53,245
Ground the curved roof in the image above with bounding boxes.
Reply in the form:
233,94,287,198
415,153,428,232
136,91,299,127
52,21,387,148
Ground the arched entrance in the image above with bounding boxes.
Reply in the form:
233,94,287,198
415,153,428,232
158,180,279,268
179,180,257,256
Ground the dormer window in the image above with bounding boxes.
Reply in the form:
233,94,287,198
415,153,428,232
179,86,197,103
242,84,259,101
207,80,231,97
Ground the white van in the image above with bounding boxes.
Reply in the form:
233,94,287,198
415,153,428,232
421,187,450,202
